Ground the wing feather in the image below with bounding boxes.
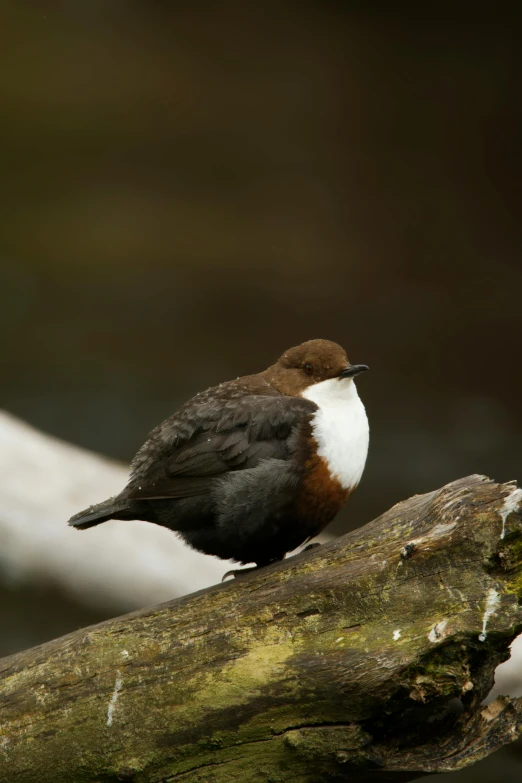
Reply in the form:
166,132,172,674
126,393,315,501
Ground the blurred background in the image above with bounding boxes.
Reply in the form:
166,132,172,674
1,2,521,779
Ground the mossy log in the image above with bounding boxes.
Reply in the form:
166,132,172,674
1,475,522,783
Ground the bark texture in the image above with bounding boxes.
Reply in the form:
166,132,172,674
1,475,522,783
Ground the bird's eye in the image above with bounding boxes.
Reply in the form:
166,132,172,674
304,363,313,375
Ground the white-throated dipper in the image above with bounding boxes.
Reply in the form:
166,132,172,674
68,340,369,570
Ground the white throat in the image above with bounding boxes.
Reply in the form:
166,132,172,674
301,377,369,491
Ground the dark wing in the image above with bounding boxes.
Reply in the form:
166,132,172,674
126,394,316,501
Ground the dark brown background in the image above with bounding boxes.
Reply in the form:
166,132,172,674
1,3,521,779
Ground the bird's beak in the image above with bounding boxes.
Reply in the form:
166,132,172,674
339,364,369,379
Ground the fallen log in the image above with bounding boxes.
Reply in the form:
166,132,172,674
1,474,521,782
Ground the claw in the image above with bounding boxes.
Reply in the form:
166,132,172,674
222,565,259,581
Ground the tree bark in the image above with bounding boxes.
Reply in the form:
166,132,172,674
1,474,522,783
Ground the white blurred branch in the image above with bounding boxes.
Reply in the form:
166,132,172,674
0,411,232,610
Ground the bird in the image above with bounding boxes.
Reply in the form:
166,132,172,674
68,339,369,571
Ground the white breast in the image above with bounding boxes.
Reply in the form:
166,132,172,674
301,377,369,491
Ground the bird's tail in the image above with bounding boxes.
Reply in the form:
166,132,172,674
68,495,149,530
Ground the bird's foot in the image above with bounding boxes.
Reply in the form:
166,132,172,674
221,565,260,582
221,557,284,582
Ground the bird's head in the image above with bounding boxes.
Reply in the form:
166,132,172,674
263,339,369,397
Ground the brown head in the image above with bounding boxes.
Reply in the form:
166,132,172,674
262,339,369,396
